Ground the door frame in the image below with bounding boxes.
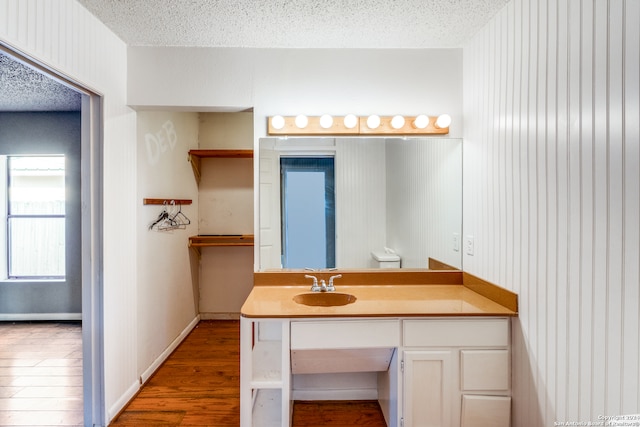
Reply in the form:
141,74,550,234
0,41,105,426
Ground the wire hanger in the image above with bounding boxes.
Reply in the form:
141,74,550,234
170,202,191,228
148,200,191,231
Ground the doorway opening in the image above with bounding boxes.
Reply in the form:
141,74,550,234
280,157,335,269
0,43,104,426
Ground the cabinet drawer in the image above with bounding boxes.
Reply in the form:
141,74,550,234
290,320,400,350
461,395,511,427
461,350,509,391
403,318,509,347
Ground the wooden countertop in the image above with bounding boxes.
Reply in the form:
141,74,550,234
241,284,517,318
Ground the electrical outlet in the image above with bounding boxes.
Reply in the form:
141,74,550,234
453,233,460,252
464,235,475,256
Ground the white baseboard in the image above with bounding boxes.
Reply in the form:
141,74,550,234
292,389,378,401
199,312,240,320
0,313,82,321
139,314,201,385
108,379,140,423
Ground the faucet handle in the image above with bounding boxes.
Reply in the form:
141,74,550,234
305,274,321,292
327,274,342,291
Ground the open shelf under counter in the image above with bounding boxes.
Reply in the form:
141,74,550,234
251,341,283,388
251,389,283,427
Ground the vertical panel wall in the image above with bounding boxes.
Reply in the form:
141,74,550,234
1,0,138,423
463,1,640,425
335,138,387,268
386,138,462,269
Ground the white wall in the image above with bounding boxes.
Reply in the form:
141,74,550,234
128,47,463,141
463,0,640,425
1,0,138,423
136,111,200,377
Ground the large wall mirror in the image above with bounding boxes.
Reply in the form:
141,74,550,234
258,136,462,271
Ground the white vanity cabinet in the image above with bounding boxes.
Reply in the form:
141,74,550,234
240,316,512,427
401,318,511,427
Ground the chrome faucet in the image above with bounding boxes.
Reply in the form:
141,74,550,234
305,274,341,292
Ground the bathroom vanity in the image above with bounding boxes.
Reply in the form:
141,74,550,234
240,270,517,427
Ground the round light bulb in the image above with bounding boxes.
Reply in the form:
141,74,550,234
295,114,309,128
366,115,381,129
391,115,405,129
344,114,358,129
319,114,333,129
271,115,285,130
414,115,430,129
436,114,452,128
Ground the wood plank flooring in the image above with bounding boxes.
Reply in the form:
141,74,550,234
292,400,388,426
0,321,83,427
112,320,387,426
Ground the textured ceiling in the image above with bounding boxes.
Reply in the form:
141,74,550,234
1,1,509,112
0,52,81,112
76,0,509,48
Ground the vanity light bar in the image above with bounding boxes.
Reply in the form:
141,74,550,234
268,115,361,135
268,115,451,136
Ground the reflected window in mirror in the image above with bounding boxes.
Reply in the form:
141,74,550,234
281,157,335,269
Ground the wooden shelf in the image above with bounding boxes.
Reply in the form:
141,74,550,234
143,198,192,205
189,235,254,247
188,149,254,183
188,149,253,159
189,235,254,256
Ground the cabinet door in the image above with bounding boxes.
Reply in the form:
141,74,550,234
403,350,453,427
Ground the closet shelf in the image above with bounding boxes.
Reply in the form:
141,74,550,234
188,149,253,159
188,149,254,183
189,235,255,255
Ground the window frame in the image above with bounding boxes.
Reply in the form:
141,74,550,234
4,155,66,280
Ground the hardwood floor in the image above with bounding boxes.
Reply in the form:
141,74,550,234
0,321,83,427
292,400,388,426
112,320,240,426
112,320,387,426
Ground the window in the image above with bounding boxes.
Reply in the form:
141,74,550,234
6,156,66,279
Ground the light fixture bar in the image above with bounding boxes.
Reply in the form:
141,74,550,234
268,115,360,135
267,115,449,135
